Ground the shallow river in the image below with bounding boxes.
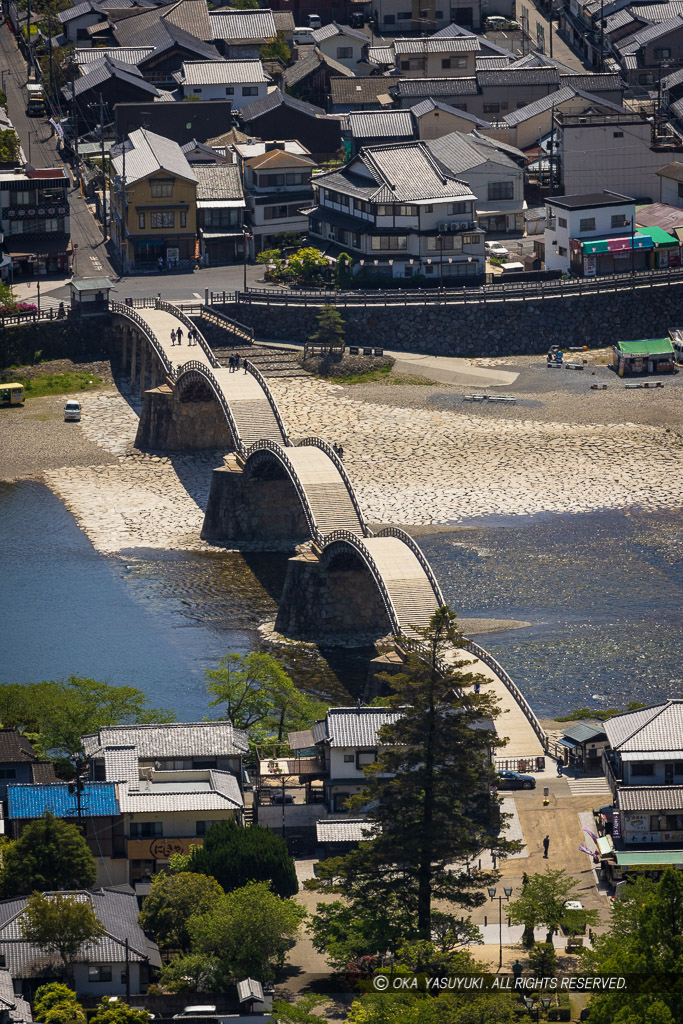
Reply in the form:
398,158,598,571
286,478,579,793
2,481,680,720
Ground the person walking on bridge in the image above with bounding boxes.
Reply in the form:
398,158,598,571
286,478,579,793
543,835,550,858
170,329,176,346
176,326,183,346
229,355,235,372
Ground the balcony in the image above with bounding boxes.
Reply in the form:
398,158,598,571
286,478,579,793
602,751,622,798
3,200,68,220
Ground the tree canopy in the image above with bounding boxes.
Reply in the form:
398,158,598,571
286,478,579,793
205,652,326,743
3,813,96,896
184,819,298,899
187,880,306,982
307,607,517,955
21,892,104,981
90,1000,151,1024
0,676,173,757
309,305,345,352
34,984,85,1024
508,868,598,946
138,872,225,951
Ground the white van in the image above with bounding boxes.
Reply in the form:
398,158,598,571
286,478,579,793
308,13,321,27
64,399,81,421
293,26,315,44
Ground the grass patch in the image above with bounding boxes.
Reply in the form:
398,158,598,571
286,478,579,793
2,371,103,398
326,364,394,384
300,351,396,384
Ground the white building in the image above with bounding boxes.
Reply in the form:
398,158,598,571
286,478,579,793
309,140,485,282
310,22,371,70
237,141,315,254
656,160,683,206
544,191,638,275
176,59,271,108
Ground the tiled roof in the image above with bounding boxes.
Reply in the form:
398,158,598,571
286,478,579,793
630,1,683,22
604,8,638,32
330,76,394,104
477,67,559,86
508,51,578,74
655,161,683,180
117,770,243,812
476,55,513,69
348,109,416,139
273,10,294,32
617,13,683,53
394,35,480,53
430,21,475,36
65,56,159,99
501,86,582,125
240,87,326,120
366,45,394,64
618,785,683,812
0,731,38,764
236,978,264,1003
59,0,103,24
180,58,269,84
603,699,683,753
116,17,221,60
7,782,119,819
318,706,405,747
103,745,138,784
283,49,355,87
195,163,244,200
210,9,276,42
114,0,212,44
316,817,379,842
245,147,314,167
558,73,623,92
560,722,607,743
75,45,154,67
663,66,683,90
0,970,32,1024
111,128,198,185
30,763,57,784
0,888,160,978
428,130,519,173
311,20,369,43
391,77,479,98
83,720,249,757
410,97,491,126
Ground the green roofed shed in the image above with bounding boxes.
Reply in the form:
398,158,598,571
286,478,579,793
615,339,674,356
636,226,679,247
612,337,676,376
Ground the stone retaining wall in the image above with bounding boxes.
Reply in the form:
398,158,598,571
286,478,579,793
217,285,683,355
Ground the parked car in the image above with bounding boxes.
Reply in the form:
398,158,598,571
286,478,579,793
64,399,81,422
308,13,321,27
173,1008,217,1019
485,241,510,259
293,26,315,44
272,792,294,804
497,769,536,790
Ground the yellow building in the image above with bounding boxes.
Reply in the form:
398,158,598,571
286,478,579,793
110,128,198,272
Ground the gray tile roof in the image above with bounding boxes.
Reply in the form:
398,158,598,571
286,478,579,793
75,45,154,67
210,9,276,42
180,58,269,84
663,66,683,90
476,55,513,69
59,0,103,24
501,85,625,125
83,720,248,758
348,109,415,139
236,978,264,1003
560,722,607,743
366,45,394,64
507,51,579,74
103,745,138,784
112,128,197,185
318,706,405,747
558,73,623,92
115,0,212,43
630,1,683,21
195,163,244,200
430,21,474,36
617,13,683,52
622,53,639,69
618,785,683,812
330,76,394,104
117,769,243,812
0,968,32,1023
273,10,294,32
240,87,326,120
311,20,370,43
391,77,479,98
65,55,160,99
283,50,355,87
395,35,480,53
428,130,519,173
410,97,491,126
0,731,39,764
603,699,683,753
0,889,160,978
477,66,559,86
316,817,379,842
604,8,638,32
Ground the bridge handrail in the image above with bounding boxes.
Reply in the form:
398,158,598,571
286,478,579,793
174,359,244,452
377,526,446,605
296,436,371,538
201,305,255,344
157,300,220,369
461,639,549,752
243,439,320,542
110,301,173,376
321,529,402,637
244,360,291,446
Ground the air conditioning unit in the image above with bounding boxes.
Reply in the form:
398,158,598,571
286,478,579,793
437,221,449,231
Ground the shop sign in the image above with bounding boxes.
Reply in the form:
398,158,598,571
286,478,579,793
126,836,204,860
584,255,597,277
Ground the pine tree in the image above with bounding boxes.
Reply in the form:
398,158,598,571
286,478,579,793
309,304,345,353
2,813,96,896
185,820,298,898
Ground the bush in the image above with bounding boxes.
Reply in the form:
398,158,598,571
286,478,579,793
528,942,556,978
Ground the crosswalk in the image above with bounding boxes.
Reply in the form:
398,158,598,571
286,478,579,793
566,776,612,797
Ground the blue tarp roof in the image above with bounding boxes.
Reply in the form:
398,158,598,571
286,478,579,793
7,782,119,819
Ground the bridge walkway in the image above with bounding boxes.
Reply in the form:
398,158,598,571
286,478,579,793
283,447,366,537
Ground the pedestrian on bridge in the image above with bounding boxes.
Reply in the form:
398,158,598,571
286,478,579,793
176,327,183,345
188,327,197,346
170,329,176,346
229,355,235,372
543,835,550,858
243,357,248,374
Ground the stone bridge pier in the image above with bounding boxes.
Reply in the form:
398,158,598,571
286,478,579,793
135,380,234,452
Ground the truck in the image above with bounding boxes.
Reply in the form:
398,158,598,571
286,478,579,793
26,83,45,116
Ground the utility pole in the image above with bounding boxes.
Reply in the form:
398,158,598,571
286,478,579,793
599,0,604,71
26,0,32,75
124,939,131,1002
47,7,53,109
71,65,79,183
99,93,107,239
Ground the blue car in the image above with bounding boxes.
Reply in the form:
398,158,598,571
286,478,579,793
497,769,536,790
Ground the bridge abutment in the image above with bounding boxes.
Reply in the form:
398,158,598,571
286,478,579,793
274,550,390,641
135,385,234,451
201,457,310,544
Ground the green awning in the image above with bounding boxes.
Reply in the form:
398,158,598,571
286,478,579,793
615,851,683,867
636,226,679,247
582,239,609,254
616,338,674,357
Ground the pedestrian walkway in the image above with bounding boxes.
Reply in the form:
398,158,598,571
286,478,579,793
566,776,612,797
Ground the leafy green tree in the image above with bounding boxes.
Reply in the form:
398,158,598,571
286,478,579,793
41,1003,87,1024
255,247,282,265
309,305,345,352
21,892,105,982
187,880,306,982
528,941,557,978
90,1001,151,1024
309,895,415,971
260,31,291,63
0,676,174,757
336,253,353,287
345,990,519,1024
232,0,258,8
508,868,597,946
581,869,683,1024
0,130,19,164
3,813,96,896
307,607,518,944
205,652,326,742
0,282,17,312
158,952,222,993
186,819,298,898
138,872,224,950
287,246,329,283
34,984,84,1024
271,995,329,1024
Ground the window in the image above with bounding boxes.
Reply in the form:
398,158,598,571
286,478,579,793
395,204,418,216
242,86,258,96
579,217,596,232
343,753,355,763
264,205,288,220
650,815,660,831
356,750,377,768
611,214,628,228
424,204,433,213
151,211,174,228
371,235,407,250
654,47,671,58
138,212,145,229
11,190,31,205
558,246,567,256
678,183,683,199
484,102,500,113
286,172,303,184
427,234,462,251
613,131,623,138
130,821,163,837
192,88,202,94
463,234,480,244
88,967,112,983
196,820,210,836
442,56,467,68
631,763,654,777
204,208,240,228
311,217,322,233
337,46,353,58
180,210,187,228
558,217,567,228
384,13,395,22
397,11,412,18
151,182,173,198
0,769,16,779
488,181,513,201
448,202,470,215
376,204,392,216
675,762,683,775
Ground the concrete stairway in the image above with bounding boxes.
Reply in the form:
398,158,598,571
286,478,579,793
287,447,365,537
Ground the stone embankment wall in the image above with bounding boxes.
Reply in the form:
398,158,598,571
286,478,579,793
0,317,114,368
217,285,683,355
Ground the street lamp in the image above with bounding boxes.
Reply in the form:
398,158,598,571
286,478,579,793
488,885,513,971
523,995,552,1020
242,229,252,292
437,232,444,288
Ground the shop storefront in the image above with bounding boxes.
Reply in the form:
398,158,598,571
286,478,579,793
600,850,683,887
569,234,652,276
635,225,681,268
5,234,72,276
610,338,677,376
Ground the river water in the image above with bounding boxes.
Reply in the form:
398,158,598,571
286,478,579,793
1,480,681,720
